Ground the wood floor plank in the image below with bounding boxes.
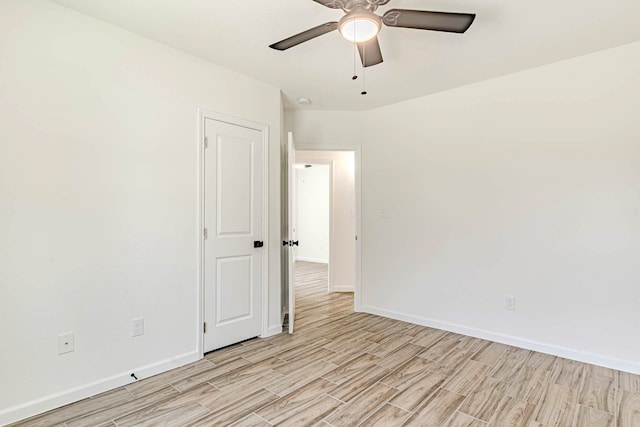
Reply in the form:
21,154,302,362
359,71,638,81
443,360,491,396
617,390,640,427
7,387,133,427
579,373,616,414
410,327,449,348
458,375,511,422
321,353,380,385
376,343,425,370
276,395,342,427
324,383,397,427
457,336,490,353
256,377,335,423
203,340,270,365
533,383,579,426
508,366,552,404
574,405,615,427
266,359,337,396
433,347,477,376
389,371,448,411
358,403,411,426
328,364,390,402
274,347,337,375
419,334,463,361
489,396,536,426
113,383,216,426
65,386,179,427
183,388,278,426
472,341,509,366
404,388,466,426
229,413,271,427
121,403,210,427
445,411,488,426
368,334,415,357
380,356,435,390
208,356,285,389
525,352,556,372
489,347,531,383
620,372,640,394
550,358,586,390
171,357,251,392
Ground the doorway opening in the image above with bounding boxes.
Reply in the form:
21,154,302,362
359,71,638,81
284,138,362,334
295,152,355,293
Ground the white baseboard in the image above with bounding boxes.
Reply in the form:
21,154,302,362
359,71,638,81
263,324,283,338
329,285,354,292
296,256,328,264
361,305,640,375
0,351,200,426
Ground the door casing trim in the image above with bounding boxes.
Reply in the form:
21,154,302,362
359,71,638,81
197,108,270,358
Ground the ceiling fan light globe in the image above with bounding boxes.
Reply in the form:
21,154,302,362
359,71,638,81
339,12,381,43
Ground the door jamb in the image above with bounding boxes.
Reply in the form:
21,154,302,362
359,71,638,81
197,108,270,358
294,144,362,312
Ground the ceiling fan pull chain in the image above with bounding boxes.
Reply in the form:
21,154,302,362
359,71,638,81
352,19,358,80
352,41,358,78
361,42,367,95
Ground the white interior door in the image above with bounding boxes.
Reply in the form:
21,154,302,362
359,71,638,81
287,132,296,334
204,118,264,352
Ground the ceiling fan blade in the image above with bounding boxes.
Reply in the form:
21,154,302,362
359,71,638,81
357,37,383,67
383,9,475,33
269,22,339,50
312,0,346,9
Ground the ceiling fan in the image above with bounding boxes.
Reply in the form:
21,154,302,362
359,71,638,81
269,0,476,68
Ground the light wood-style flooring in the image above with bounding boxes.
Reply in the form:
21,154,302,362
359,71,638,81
10,261,640,426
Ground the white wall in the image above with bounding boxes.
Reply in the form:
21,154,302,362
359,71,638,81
288,41,640,373
296,165,330,264
0,0,281,424
296,151,356,291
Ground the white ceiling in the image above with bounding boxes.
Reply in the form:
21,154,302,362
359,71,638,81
52,0,640,111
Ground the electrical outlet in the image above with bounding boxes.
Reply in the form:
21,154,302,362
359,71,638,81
58,332,75,355
132,318,144,337
379,210,390,219
505,296,516,311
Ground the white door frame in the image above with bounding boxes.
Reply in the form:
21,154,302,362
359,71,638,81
196,108,270,357
294,144,362,311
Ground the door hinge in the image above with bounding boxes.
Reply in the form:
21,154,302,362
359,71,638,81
204,137,209,149
355,235,358,241
203,322,207,333
204,228,208,239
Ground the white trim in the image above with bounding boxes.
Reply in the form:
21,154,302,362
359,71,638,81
0,351,199,426
330,285,355,292
264,324,284,338
294,144,362,312
296,256,329,264
361,305,640,375
196,110,205,358
196,108,270,352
